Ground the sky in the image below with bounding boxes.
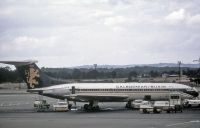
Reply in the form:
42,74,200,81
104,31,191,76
0,0,200,67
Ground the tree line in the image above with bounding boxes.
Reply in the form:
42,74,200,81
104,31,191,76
0,66,199,84
0,67,22,83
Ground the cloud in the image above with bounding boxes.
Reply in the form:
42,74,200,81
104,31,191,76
0,0,200,67
164,8,200,27
188,14,200,25
0,36,59,58
165,9,187,25
91,10,114,18
104,16,126,26
14,36,57,49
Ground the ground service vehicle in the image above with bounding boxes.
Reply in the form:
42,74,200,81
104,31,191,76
139,93,183,114
183,99,200,108
139,101,162,113
53,101,69,112
34,100,50,112
131,100,144,109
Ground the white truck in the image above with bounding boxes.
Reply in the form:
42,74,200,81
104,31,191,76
139,101,162,114
131,100,145,109
139,93,183,114
183,99,200,108
53,101,69,112
153,101,182,113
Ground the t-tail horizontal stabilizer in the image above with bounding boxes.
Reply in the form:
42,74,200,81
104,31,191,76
0,60,65,89
0,60,38,66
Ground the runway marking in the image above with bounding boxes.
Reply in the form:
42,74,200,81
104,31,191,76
166,120,200,127
11,103,17,106
8,103,12,106
0,103,4,107
88,116,97,118
0,102,23,107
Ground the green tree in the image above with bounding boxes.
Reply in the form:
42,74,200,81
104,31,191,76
149,70,160,77
111,71,117,78
72,69,82,79
87,70,99,79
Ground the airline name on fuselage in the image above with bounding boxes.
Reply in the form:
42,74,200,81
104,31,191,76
116,85,167,89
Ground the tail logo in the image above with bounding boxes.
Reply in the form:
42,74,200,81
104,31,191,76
25,65,40,88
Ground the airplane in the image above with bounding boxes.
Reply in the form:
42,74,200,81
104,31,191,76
0,60,199,111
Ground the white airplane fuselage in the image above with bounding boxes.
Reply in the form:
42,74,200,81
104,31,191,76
36,83,198,102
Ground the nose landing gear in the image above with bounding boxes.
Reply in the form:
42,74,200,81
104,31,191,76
83,101,100,111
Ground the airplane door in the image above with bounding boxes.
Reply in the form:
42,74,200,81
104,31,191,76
144,95,151,101
72,86,75,94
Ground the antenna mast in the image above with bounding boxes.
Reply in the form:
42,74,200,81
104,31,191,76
178,61,182,83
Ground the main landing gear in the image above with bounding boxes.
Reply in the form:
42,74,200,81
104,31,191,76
125,101,133,109
83,101,100,111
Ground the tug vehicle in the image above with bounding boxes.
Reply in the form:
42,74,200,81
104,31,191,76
34,100,50,112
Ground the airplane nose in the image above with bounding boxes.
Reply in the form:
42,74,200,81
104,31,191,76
192,87,199,97
185,89,199,97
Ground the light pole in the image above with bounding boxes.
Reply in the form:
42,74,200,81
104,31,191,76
193,57,200,86
178,61,182,83
94,64,97,70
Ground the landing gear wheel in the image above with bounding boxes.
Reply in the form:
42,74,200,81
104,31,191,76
84,104,89,110
143,109,148,114
68,104,72,110
93,105,100,111
125,102,132,109
153,108,157,113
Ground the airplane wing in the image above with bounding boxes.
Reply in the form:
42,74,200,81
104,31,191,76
66,94,129,102
27,88,50,92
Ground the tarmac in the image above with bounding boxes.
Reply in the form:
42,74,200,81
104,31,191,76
0,92,200,128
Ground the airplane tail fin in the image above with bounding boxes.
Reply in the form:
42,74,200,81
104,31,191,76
0,60,65,89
